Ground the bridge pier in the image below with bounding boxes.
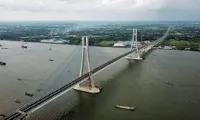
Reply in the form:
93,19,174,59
74,36,100,94
140,45,152,58
126,28,155,60
126,28,143,60
126,52,143,60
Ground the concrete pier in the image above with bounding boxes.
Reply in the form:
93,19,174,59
74,85,100,94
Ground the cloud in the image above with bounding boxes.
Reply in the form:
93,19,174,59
153,0,200,20
0,0,51,12
102,0,136,5
0,0,200,20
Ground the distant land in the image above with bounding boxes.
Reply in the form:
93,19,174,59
0,21,200,50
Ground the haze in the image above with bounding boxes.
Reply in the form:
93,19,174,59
0,0,200,21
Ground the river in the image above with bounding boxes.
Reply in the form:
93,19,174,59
1,40,200,120
29,49,200,120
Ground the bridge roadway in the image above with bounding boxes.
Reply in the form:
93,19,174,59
3,48,141,120
3,28,170,120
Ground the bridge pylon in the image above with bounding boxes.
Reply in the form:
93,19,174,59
126,28,143,60
74,36,100,94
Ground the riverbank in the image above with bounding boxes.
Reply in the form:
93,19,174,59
161,40,200,51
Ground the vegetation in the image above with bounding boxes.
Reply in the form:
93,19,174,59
163,40,200,51
161,23,200,51
99,41,115,47
0,22,168,46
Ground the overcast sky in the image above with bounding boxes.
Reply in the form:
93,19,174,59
0,0,200,21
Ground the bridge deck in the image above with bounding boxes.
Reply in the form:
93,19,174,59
3,48,140,120
3,28,170,120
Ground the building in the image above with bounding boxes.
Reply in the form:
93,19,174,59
40,39,69,44
172,46,176,49
163,46,173,50
185,48,191,51
113,41,142,48
113,41,126,47
143,41,151,44
158,46,163,49
40,39,55,43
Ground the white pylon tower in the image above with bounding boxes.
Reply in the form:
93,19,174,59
79,36,85,77
126,28,143,60
74,36,100,94
130,28,138,51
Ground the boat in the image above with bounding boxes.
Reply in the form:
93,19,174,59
1,48,8,49
36,89,42,92
25,92,34,97
115,105,136,111
0,61,6,66
21,45,27,48
49,59,54,61
14,99,21,103
17,78,22,81
166,81,173,86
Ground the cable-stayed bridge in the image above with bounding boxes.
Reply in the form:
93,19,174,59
2,28,170,120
